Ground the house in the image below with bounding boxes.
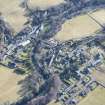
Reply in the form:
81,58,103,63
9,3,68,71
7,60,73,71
19,40,30,47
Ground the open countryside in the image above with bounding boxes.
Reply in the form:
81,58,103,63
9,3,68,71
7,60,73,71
0,65,25,104
54,9,105,41
28,0,65,10
78,86,105,105
91,9,105,25
0,0,27,33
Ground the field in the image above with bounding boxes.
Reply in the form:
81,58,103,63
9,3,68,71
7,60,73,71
54,9,105,42
91,9,105,25
78,86,105,105
0,65,25,104
93,68,105,86
0,0,27,33
28,0,65,10
48,100,61,105
0,0,65,33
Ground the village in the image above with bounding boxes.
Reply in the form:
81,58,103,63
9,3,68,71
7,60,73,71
0,0,105,105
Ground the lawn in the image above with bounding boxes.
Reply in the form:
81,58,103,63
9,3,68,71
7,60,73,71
0,65,25,104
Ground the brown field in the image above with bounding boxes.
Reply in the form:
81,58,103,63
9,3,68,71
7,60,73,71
0,0,27,33
93,69,105,86
48,100,61,105
0,65,25,104
54,9,105,42
78,86,105,105
28,0,65,10
91,9,105,25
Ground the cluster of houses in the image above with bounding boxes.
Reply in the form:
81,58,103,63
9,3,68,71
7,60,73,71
37,38,105,105
58,42,105,105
